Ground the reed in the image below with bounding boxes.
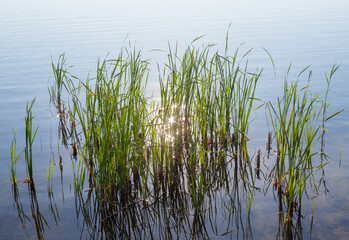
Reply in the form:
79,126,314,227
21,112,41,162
267,66,342,221
50,54,75,147
46,158,54,194
9,129,21,185
50,54,67,107
24,98,39,182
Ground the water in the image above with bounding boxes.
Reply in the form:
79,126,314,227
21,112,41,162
1,0,349,239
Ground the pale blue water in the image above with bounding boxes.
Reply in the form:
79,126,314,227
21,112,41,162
1,0,349,239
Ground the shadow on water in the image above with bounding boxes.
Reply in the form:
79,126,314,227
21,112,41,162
73,160,255,239
10,151,318,239
11,181,52,240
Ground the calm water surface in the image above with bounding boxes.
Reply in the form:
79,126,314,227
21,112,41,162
1,0,349,239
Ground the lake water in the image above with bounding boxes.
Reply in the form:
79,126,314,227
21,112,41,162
1,0,349,239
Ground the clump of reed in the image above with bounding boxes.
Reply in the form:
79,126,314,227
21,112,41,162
152,43,260,207
8,38,343,239
8,98,54,239
45,41,342,235
50,54,73,147
48,42,261,210
267,65,342,222
51,48,150,202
